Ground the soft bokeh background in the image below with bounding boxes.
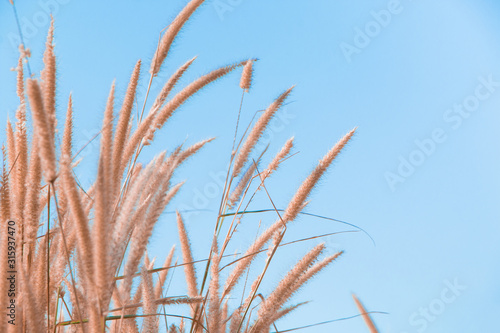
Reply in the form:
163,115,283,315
1,0,499,332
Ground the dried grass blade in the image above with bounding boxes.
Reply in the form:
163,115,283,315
26,79,57,182
232,87,293,178
41,18,57,134
150,56,197,115
112,60,141,192
352,294,379,333
149,0,205,76
176,211,198,299
60,156,94,288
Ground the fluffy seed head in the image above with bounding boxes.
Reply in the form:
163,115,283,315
240,59,254,91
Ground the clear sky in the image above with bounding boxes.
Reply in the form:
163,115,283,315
1,0,499,332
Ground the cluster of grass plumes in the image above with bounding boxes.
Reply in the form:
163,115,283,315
0,1,379,332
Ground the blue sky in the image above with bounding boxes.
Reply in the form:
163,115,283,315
1,0,499,332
